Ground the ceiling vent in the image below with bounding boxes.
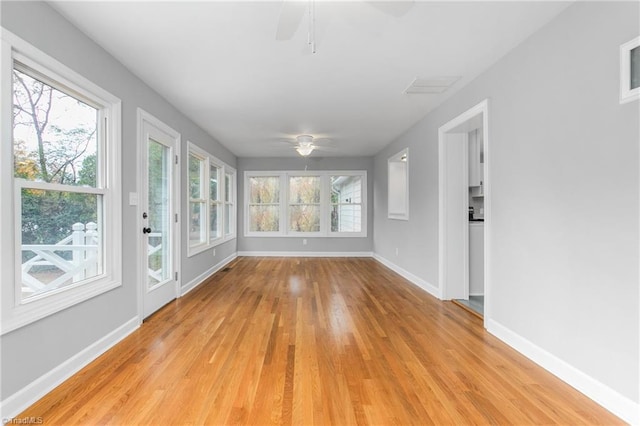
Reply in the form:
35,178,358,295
404,76,460,94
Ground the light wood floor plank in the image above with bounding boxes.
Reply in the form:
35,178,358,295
20,257,622,425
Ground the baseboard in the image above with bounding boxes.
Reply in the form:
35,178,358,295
487,319,639,425
180,253,238,297
372,253,440,299
0,316,139,419
237,251,373,258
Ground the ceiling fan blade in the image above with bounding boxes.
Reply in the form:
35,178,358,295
365,1,414,18
276,1,307,41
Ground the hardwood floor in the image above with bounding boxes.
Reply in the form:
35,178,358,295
21,257,621,425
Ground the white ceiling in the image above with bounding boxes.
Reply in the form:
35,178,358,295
50,1,571,158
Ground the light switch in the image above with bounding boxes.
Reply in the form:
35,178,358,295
129,192,138,206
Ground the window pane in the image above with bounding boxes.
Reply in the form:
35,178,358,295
225,173,231,202
20,188,102,300
249,176,279,204
289,205,320,232
631,46,640,90
289,176,320,204
210,202,220,240
189,155,202,199
224,203,231,235
331,204,362,233
148,139,170,287
13,68,98,187
331,176,362,204
249,205,279,232
210,165,219,201
189,201,205,245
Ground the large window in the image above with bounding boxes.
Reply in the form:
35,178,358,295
244,171,367,237
187,142,236,256
331,175,363,233
2,32,122,333
248,175,281,233
288,176,321,233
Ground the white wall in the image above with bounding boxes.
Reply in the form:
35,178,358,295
1,1,236,403
374,0,639,417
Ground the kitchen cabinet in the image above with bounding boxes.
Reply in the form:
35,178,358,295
469,222,484,295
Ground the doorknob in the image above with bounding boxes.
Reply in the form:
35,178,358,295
143,227,152,234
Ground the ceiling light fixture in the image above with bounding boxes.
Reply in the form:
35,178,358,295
296,134,315,156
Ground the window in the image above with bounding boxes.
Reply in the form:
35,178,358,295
248,175,281,233
330,175,363,233
388,148,409,220
245,171,367,237
187,142,236,256
620,36,640,104
224,171,235,237
209,163,221,241
189,153,206,246
2,31,122,333
288,175,321,233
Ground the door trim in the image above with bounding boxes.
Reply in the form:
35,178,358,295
438,99,490,325
136,108,181,323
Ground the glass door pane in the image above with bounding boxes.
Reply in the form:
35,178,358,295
148,138,171,288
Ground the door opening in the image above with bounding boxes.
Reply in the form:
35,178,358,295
438,100,489,323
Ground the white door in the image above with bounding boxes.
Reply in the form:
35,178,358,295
442,132,469,300
140,113,179,319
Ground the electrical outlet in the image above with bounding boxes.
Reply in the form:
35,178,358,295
213,248,216,257
303,239,307,245
395,247,399,256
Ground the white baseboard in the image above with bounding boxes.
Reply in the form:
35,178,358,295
487,319,639,425
180,253,238,297
372,253,440,299
0,316,139,419
237,251,373,258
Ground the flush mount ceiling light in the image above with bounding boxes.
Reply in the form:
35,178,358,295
295,135,315,156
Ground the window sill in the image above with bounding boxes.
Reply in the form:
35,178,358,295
2,278,121,335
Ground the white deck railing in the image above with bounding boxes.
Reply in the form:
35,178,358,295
21,222,162,298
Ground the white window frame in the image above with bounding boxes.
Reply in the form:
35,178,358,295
224,170,236,239
209,160,223,244
245,171,284,236
620,36,640,104
1,30,122,334
328,171,367,237
187,141,236,257
287,172,324,237
244,170,367,238
188,150,208,252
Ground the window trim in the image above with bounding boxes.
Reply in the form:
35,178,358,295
244,170,367,238
1,30,122,334
620,36,640,104
388,148,409,221
224,170,236,239
186,141,236,257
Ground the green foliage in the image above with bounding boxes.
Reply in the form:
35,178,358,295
13,68,99,249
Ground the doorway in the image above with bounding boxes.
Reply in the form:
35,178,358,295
438,100,489,323
137,109,181,320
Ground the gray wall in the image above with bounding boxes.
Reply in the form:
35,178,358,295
1,1,236,398
374,1,639,402
237,156,373,253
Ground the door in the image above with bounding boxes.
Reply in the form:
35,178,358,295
140,113,179,319
442,132,469,300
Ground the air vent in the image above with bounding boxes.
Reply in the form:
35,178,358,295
404,76,460,94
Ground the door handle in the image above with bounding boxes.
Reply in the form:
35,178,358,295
143,227,152,234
